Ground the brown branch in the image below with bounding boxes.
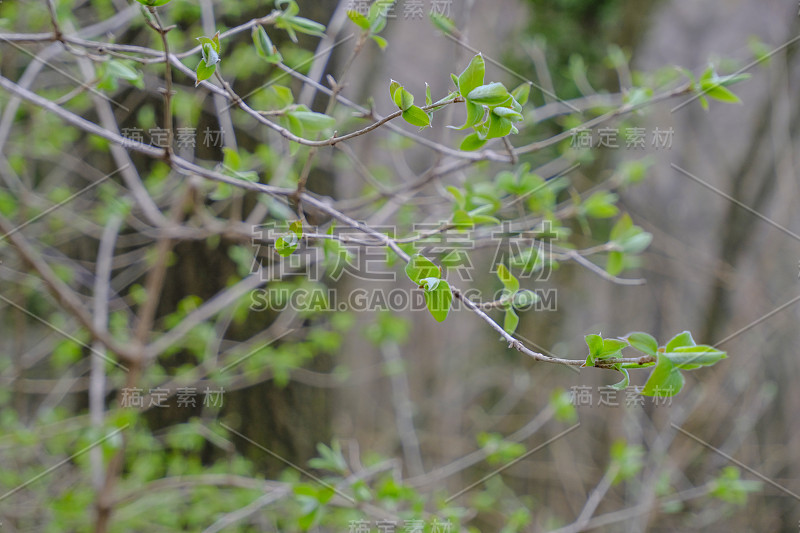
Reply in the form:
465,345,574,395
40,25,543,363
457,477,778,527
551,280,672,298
145,6,175,158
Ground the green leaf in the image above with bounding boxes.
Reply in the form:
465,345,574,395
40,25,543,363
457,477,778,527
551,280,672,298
550,389,578,423
105,60,140,81
585,334,604,354
585,334,629,366
275,233,299,256
700,79,742,104
368,0,393,33
616,159,651,187
710,466,762,505
402,105,431,127
446,186,466,208
503,307,519,335
610,213,633,240
389,80,401,102
610,213,653,254
195,60,216,86
201,42,219,67
621,231,652,254
609,368,630,390
425,83,432,106
625,332,658,356
641,353,684,397
252,26,282,63
284,112,304,138
584,334,603,366
452,101,484,131
457,54,485,97
478,432,526,465
308,441,348,474
275,1,300,30
289,110,336,132
347,9,371,30
197,34,220,54
273,220,303,256
99,60,144,91
371,35,388,50
473,121,489,142
452,209,473,227
485,113,513,139
297,506,321,530
288,16,327,37
664,345,726,370
393,86,414,111
222,147,241,171
210,182,232,201
0,189,18,217
252,26,273,56
429,12,457,35
622,86,652,107
472,214,501,226
425,279,452,322
466,82,511,106
606,251,624,276
610,440,644,484
496,263,519,293
624,87,653,107
52,339,83,369
268,85,295,108
583,191,619,218
492,106,523,122
598,339,628,359
510,82,531,106
405,254,440,284
136,0,171,6
459,132,487,151
665,331,695,351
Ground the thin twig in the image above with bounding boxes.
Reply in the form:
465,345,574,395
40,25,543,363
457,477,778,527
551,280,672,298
147,6,174,157
89,215,123,490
